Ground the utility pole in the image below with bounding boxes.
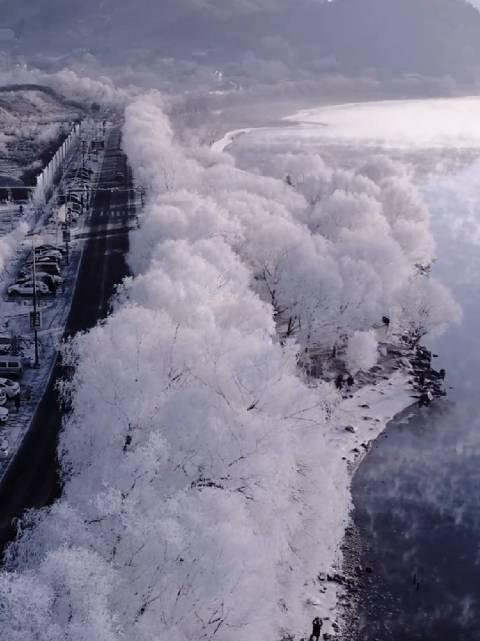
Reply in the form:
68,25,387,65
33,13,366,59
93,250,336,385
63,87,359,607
81,139,87,170
32,242,40,367
65,233,70,265
63,215,71,265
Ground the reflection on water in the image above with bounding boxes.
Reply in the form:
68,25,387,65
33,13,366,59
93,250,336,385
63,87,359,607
352,159,480,640
353,402,480,640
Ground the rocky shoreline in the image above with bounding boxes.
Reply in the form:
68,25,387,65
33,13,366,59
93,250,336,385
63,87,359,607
337,342,448,641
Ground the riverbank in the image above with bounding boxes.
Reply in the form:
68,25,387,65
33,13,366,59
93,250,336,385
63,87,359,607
330,341,449,640
336,402,419,641
309,369,414,639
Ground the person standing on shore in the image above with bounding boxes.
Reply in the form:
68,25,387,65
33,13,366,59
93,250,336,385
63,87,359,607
310,617,322,641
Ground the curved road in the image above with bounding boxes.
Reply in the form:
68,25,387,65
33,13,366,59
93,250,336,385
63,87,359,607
0,128,135,551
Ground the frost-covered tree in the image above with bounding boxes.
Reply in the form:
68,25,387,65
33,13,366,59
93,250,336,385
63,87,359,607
397,274,462,342
345,330,379,373
0,95,460,641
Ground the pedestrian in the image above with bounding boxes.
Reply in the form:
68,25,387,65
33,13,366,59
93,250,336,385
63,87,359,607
14,393,20,412
310,617,322,641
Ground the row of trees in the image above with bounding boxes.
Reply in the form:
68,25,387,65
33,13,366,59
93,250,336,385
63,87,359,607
0,92,460,640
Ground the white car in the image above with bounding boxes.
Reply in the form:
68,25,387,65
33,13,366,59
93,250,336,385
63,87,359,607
8,282,50,297
0,390,6,406
0,406,8,423
0,438,9,457
0,377,20,399
18,277,56,292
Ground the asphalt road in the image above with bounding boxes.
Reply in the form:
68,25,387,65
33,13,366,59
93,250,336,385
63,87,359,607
0,129,134,552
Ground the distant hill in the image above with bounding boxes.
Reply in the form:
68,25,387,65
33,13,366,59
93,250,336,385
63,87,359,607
4,0,480,82
311,0,480,79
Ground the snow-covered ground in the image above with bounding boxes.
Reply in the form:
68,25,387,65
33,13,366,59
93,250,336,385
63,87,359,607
0,131,102,478
210,128,254,153
307,370,412,633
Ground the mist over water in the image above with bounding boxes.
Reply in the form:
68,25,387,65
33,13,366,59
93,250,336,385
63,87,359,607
352,143,480,640
352,400,480,640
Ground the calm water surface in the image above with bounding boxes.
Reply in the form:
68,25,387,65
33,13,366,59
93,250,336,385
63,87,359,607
353,159,480,640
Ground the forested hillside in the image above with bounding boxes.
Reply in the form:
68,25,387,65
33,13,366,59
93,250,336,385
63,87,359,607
4,0,480,82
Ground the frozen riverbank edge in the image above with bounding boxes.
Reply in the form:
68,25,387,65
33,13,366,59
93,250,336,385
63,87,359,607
314,369,414,640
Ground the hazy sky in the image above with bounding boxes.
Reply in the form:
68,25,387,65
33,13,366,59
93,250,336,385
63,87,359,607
4,0,480,95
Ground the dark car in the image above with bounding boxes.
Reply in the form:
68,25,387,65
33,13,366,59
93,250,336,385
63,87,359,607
20,263,61,278
29,256,61,269
36,244,65,254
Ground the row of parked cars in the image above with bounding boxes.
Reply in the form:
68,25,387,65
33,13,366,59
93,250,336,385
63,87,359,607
0,377,21,424
0,376,22,455
8,244,65,298
57,167,92,222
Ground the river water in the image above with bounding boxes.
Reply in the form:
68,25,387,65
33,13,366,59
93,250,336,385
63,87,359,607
352,157,480,640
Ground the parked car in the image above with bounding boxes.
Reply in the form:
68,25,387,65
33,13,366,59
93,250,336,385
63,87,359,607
0,334,12,355
36,256,63,268
20,263,61,278
35,254,61,265
36,272,63,286
17,277,56,293
8,282,50,297
0,390,7,406
0,438,9,456
35,249,63,262
36,244,65,255
0,358,23,379
22,256,60,273
19,273,62,291
0,377,20,399
23,256,60,269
